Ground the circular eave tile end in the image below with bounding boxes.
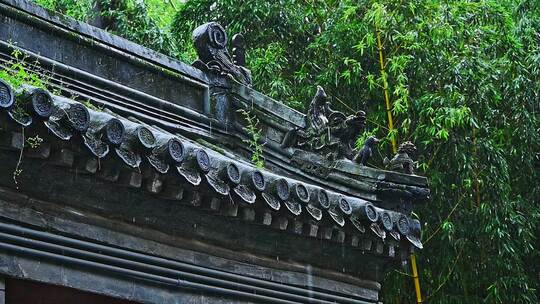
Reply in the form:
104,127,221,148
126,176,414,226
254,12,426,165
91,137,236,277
397,214,411,235
226,163,241,185
104,118,125,146
365,204,379,223
68,104,90,132
381,211,394,231
275,178,290,201
339,197,352,215
407,219,423,249
295,184,310,203
196,149,211,172
251,170,266,192
137,126,156,149
0,79,14,109
317,189,330,209
30,88,53,118
167,138,185,164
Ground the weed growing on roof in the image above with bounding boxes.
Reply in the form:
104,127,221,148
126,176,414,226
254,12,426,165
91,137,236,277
0,48,49,186
82,99,104,112
237,108,265,169
0,48,49,121
0,49,46,90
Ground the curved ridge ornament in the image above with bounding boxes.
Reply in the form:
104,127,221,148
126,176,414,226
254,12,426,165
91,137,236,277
192,22,252,86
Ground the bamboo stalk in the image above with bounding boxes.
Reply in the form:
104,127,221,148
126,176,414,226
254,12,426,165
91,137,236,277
376,29,397,154
410,254,423,303
376,28,422,303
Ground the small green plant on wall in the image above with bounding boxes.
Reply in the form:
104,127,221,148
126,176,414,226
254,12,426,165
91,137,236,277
0,49,46,89
26,135,43,149
237,108,265,169
0,48,49,120
0,48,50,185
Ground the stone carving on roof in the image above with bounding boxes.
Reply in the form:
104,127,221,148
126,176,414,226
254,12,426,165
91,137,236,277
192,22,252,86
281,86,366,161
384,141,417,174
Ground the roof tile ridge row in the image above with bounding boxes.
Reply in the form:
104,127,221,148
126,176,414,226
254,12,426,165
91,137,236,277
0,80,423,252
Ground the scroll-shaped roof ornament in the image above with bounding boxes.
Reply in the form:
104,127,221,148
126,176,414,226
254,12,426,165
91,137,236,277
192,22,252,86
282,86,366,161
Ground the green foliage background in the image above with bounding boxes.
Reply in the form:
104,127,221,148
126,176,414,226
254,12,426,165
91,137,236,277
31,0,540,303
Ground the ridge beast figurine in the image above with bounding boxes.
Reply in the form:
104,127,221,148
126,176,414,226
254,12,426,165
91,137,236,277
384,141,417,174
282,86,366,161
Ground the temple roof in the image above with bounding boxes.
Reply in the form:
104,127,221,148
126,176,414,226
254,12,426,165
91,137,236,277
0,0,429,280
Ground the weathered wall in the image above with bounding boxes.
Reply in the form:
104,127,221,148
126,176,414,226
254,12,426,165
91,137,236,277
0,186,381,303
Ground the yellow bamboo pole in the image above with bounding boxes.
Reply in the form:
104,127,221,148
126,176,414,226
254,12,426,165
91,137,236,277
410,254,423,303
376,29,397,154
376,29,422,304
